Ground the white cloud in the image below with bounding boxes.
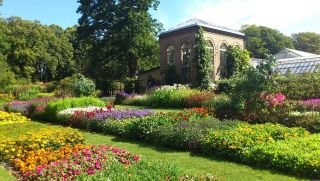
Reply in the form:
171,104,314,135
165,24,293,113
181,0,320,35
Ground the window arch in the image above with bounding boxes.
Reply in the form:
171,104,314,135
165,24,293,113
181,43,191,82
167,45,175,65
220,43,228,78
206,40,214,57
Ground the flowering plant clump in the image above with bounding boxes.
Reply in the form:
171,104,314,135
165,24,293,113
70,108,155,123
0,93,15,102
297,98,320,112
0,128,84,161
0,111,30,125
13,144,86,174
202,123,309,158
58,106,113,116
4,97,56,115
161,108,210,122
260,93,286,107
24,145,140,180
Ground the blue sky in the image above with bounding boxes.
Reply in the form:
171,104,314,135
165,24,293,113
1,0,320,35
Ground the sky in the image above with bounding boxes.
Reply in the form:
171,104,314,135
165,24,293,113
1,0,320,35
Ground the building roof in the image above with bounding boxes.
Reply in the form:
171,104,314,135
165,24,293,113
275,48,318,60
160,18,245,37
276,56,320,74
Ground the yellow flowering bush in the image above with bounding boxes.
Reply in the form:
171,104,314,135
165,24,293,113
0,93,15,101
0,111,30,125
0,127,85,161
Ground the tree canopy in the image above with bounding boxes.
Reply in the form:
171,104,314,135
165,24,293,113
240,25,293,58
77,0,162,81
0,17,75,82
291,32,320,55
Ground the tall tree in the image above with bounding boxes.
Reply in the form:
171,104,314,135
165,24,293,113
291,32,320,55
194,28,212,90
77,0,162,80
241,25,293,59
5,17,75,82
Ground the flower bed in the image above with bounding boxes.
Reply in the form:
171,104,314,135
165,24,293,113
0,128,84,161
4,97,56,115
202,123,309,159
297,98,320,112
0,111,30,125
247,134,320,178
0,127,182,180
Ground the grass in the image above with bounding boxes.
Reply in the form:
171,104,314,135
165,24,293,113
0,166,16,181
0,121,307,181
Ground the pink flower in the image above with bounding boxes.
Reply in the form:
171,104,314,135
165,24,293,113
87,169,95,175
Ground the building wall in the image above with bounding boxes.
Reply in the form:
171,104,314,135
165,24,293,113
159,26,245,86
203,31,245,80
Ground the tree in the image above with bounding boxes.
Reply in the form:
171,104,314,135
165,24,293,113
77,0,162,81
291,32,320,54
0,59,15,89
226,46,250,78
4,17,75,82
241,25,293,58
194,27,212,90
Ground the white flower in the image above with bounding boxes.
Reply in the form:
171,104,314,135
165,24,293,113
58,106,111,116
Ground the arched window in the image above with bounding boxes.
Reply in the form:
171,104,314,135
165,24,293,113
220,43,228,77
167,45,175,65
206,40,214,57
181,43,191,82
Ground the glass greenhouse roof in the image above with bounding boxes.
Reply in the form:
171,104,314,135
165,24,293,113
276,56,320,74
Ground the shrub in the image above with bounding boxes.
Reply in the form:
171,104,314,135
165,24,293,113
247,134,320,178
279,114,320,133
217,79,233,94
185,92,215,108
123,95,151,106
55,74,96,97
150,84,200,108
114,92,139,105
273,73,320,100
73,74,96,96
4,97,56,115
45,97,105,120
205,94,234,119
202,123,309,160
296,99,320,112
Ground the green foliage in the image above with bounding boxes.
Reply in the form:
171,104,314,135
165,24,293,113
76,160,181,181
226,46,250,77
3,17,75,82
240,25,293,58
55,74,96,97
124,77,138,94
164,65,180,85
217,79,233,94
45,97,105,120
292,32,320,54
227,56,277,121
77,0,162,79
150,85,200,108
73,74,96,96
0,59,16,90
273,73,320,100
204,94,234,119
248,134,320,178
194,28,212,90
123,95,151,107
202,123,309,160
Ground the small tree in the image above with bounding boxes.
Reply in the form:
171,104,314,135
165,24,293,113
164,65,180,85
194,28,212,90
226,46,250,77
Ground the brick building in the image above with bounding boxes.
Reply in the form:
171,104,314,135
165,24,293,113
139,18,245,89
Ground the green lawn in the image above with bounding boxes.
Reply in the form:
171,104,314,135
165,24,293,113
0,121,307,181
